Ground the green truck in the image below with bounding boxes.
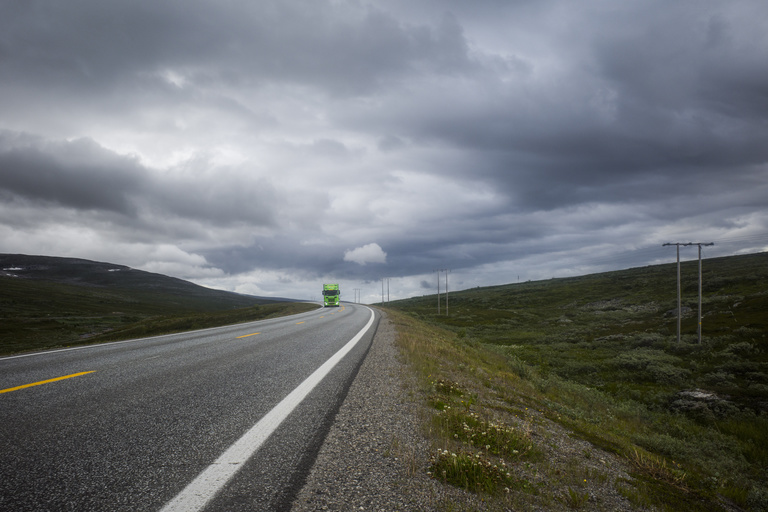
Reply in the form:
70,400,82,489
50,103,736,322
322,284,340,307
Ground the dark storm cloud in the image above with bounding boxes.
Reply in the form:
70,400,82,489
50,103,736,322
0,132,277,230
204,237,340,277
0,133,144,214
353,3,768,221
0,0,474,100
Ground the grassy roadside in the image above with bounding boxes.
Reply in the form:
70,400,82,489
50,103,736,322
389,309,763,511
383,253,768,511
1,286,317,356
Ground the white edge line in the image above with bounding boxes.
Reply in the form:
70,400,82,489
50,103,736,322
159,306,376,512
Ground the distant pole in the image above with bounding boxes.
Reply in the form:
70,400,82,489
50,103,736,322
676,244,681,343
695,243,713,342
387,278,390,302
663,242,683,343
698,245,703,343
433,269,449,315
445,270,450,316
381,278,384,304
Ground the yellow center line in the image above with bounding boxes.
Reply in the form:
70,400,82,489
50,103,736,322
236,332,261,338
0,371,96,394
296,321,305,324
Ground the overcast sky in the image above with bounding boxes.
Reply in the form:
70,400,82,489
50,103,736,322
2,0,767,303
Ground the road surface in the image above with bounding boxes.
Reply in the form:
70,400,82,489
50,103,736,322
0,303,378,511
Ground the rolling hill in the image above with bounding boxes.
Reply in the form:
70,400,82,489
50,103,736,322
0,254,312,354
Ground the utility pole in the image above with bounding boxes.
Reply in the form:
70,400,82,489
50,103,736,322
663,242,713,343
445,269,451,316
433,269,449,315
696,243,713,343
663,243,683,343
379,278,391,303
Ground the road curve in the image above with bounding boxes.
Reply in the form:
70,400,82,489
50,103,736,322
0,303,379,511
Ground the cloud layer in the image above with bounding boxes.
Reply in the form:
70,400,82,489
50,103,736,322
1,0,767,302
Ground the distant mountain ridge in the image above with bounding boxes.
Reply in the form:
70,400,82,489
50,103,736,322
0,253,283,304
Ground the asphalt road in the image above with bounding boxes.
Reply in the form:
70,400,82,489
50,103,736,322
0,303,379,511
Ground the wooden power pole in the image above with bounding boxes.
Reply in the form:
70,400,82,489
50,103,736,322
663,242,713,343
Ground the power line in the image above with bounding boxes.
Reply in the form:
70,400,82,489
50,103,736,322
556,231,767,270
712,232,768,246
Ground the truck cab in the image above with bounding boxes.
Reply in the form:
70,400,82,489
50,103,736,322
322,284,340,307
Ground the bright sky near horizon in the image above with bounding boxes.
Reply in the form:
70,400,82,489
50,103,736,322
2,0,767,302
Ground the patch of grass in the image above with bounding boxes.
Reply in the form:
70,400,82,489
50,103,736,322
560,486,590,509
429,449,529,495
432,408,540,460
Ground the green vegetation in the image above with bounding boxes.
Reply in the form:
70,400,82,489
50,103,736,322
0,255,316,355
386,252,768,511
